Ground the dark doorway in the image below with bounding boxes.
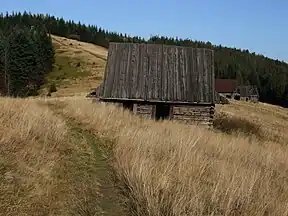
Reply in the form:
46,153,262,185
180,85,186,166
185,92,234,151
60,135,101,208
155,104,170,120
234,94,240,100
123,101,134,112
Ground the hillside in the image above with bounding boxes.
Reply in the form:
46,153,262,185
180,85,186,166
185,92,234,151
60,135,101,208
40,35,107,96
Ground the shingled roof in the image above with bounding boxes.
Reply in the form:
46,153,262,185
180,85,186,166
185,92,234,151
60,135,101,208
215,79,237,93
94,42,215,104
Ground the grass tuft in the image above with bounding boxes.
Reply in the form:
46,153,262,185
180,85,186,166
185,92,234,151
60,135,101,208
213,112,262,138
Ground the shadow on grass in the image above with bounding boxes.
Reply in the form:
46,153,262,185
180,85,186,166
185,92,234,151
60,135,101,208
213,112,263,139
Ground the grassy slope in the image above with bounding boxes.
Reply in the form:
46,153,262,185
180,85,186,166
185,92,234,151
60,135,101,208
40,35,107,97
1,35,288,215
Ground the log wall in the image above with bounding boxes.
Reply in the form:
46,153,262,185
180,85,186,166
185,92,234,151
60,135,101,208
133,104,154,119
171,105,215,126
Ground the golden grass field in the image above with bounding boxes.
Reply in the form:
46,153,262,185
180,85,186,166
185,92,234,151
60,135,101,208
1,35,288,216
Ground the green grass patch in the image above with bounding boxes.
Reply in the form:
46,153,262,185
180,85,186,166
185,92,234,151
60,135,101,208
46,55,91,84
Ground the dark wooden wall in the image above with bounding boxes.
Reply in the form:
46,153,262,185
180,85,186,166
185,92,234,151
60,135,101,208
100,43,215,104
131,103,215,126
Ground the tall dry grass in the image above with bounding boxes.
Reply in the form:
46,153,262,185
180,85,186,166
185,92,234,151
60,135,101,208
53,97,288,216
0,97,102,216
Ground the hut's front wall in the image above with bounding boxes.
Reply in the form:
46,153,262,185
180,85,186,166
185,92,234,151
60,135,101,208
171,105,215,125
131,103,214,125
133,104,154,119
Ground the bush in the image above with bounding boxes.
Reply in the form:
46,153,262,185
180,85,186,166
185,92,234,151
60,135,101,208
48,83,57,93
213,112,262,138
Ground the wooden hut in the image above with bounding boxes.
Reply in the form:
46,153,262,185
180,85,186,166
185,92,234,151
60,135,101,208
215,79,237,98
90,42,216,126
235,85,259,102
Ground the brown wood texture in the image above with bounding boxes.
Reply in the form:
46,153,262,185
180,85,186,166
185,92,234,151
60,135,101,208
171,105,214,125
133,104,154,119
99,43,215,103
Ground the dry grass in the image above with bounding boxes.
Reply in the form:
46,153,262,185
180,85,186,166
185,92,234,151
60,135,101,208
3,47,288,215
47,97,288,216
216,100,288,144
0,97,107,216
5,33,288,216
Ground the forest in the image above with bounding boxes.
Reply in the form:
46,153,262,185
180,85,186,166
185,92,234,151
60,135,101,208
0,15,54,97
0,11,287,107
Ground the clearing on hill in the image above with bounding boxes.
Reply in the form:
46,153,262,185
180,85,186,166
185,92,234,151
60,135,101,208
40,35,108,97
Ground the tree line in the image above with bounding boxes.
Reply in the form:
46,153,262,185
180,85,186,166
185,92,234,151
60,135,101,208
0,14,54,97
1,11,287,107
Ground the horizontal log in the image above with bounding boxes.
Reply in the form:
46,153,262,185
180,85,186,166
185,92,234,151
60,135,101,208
173,117,213,122
174,119,213,125
173,106,213,111
137,113,152,119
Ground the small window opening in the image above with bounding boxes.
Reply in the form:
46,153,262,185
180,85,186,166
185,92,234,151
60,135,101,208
155,104,170,120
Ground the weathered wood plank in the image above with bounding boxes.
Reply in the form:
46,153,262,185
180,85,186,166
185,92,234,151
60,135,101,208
197,49,204,102
119,44,129,98
143,44,149,100
125,44,132,98
191,48,198,102
147,44,160,100
203,49,209,102
102,43,116,97
155,45,162,100
99,43,215,104
130,43,139,99
210,49,215,103
162,46,168,101
111,44,122,98
177,47,184,101
136,44,145,99
167,46,175,101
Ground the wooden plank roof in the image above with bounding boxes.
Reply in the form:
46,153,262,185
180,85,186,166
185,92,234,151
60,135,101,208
97,42,215,104
215,79,237,93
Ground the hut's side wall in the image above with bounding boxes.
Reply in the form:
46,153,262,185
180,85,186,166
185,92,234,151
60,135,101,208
133,104,154,119
171,105,215,126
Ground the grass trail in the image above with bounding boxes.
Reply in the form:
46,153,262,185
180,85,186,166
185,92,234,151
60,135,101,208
45,97,288,216
46,102,126,216
0,97,125,216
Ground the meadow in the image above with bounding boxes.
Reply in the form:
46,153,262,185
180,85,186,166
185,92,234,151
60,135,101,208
1,35,288,216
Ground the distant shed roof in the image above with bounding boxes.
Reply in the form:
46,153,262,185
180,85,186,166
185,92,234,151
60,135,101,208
97,43,215,104
215,79,237,93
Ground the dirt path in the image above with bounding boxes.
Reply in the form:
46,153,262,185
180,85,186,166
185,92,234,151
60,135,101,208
47,102,127,216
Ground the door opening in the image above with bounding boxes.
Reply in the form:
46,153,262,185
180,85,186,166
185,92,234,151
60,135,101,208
123,101,134,112
155,104,170,120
